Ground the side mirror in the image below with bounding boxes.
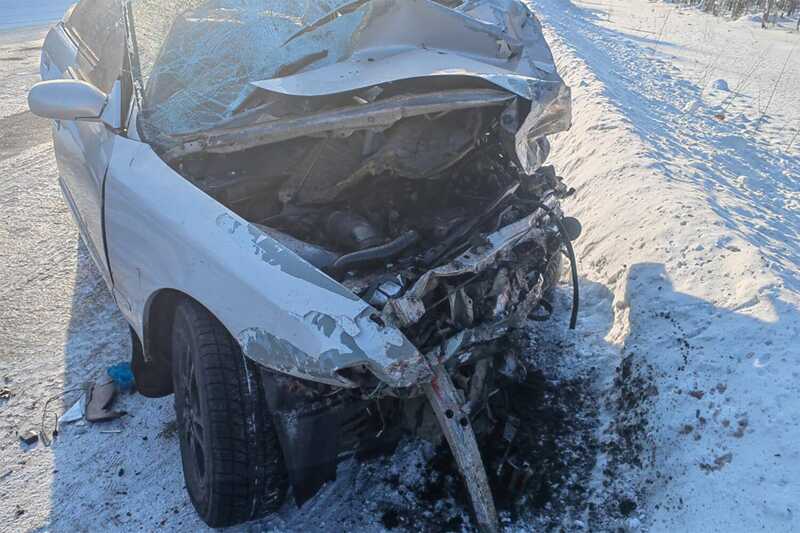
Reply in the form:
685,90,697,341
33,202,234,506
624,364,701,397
28,79,108,123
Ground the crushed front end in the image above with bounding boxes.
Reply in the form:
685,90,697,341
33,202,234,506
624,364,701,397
247,203,576,529
234,154,578,531
139,0,578,529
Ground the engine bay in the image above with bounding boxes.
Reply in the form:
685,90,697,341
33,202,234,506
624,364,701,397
164,63,577,533
174,100,576,359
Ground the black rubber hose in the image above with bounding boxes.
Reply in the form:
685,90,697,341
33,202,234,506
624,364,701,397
332,230,420,271
533,202,580,330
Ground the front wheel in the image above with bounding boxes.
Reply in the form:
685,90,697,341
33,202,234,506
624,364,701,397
171,298,288,528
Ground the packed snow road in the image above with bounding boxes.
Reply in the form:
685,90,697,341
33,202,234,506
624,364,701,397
1,1,799,532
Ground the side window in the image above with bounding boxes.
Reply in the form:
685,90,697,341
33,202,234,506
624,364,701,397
65,0,125,93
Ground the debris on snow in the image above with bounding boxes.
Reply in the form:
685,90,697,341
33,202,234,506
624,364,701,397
85,378,125,423
18,429,39,446
711,79,730,91
57,394,86,425
106,362,135,394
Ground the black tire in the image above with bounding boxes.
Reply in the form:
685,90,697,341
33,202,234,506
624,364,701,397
171,298,288,528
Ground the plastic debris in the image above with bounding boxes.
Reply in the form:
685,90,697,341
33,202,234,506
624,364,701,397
711,79,730,91
107,362,135,393
58,394,86,425
86,377,126,423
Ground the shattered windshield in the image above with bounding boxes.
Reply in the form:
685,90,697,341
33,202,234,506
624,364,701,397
128,0,571,174
130,0,361,139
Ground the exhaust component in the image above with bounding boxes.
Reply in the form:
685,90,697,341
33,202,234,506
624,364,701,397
424,361,499,533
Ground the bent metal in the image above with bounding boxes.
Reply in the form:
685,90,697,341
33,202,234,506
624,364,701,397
28,0,578,530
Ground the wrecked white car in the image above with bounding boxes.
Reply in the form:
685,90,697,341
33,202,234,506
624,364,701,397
29,0,578,530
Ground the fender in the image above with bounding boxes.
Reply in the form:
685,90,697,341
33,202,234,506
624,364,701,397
104,136,429,388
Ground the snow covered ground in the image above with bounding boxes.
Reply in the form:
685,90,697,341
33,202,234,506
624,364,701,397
534,0,800,530
0,1,798,532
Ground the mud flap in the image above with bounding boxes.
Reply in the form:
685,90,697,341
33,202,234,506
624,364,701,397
130,326,173,398
423,362,499,533
260,371,339,505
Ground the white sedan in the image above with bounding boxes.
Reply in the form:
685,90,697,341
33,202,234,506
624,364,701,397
29,0,577,529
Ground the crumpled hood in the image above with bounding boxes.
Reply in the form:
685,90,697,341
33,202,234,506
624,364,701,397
136,0,571,173
250,0,572,173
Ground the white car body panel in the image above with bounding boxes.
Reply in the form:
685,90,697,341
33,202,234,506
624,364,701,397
42,23,117,287
104,137,426,388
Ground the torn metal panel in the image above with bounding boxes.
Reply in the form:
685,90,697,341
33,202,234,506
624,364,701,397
253,0,566,102
417,273,543,370
252,47,562,102
250,0,574,174
381,196,558,330
130,0,570,172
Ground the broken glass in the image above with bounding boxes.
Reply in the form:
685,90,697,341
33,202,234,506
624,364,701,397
130,0,361,138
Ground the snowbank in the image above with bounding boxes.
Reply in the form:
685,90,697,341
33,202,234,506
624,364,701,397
533,0,800,530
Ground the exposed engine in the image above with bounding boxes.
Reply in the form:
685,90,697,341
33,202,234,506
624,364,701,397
177,100,576,358
170,60,578,532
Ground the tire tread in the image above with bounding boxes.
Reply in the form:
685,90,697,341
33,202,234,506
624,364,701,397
172,298,287,528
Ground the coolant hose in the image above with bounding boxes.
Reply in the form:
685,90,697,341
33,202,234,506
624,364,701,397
332,230,420,271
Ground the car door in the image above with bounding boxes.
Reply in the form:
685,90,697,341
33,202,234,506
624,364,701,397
41,0,126,288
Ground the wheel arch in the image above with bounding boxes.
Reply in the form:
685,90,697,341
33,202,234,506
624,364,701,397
142,287,186,363
134,288,219,397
